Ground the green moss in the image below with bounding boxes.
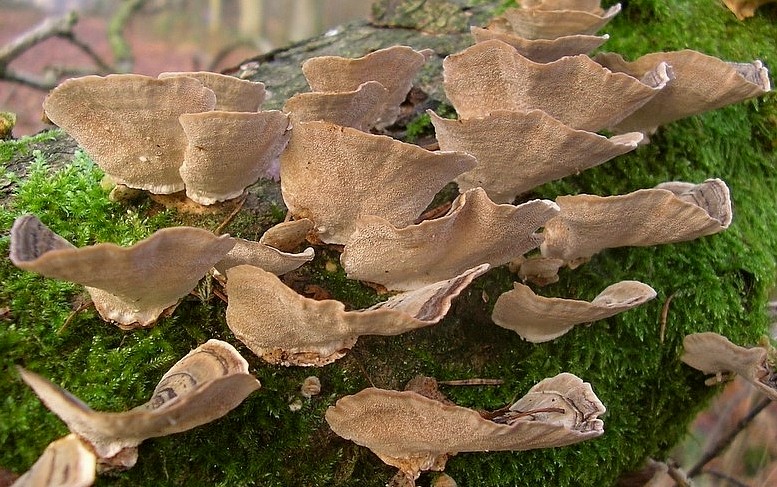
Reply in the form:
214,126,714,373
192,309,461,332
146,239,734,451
2,1,777,486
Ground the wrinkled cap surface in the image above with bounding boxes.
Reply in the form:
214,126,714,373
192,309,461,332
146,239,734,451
283,80,389,131
159,71,266,111
500,4,621,39
471,26,608,63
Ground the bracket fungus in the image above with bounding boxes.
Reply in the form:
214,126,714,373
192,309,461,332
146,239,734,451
9,214,234,328
429,109,643,203
595,50,771,134
12,434,96,487
178,109,291,205
492,281,657,342
225,263,488,366
279,120,476,244
470,25,608,64
443,39,670,131
325,373,605,483
498,3,621,40
724,0,777,19
17,340,260,470
283,80,390,131
213,236,314,275
540,179,732,267
158,71,266,112
43,74,217,194
682,332,777,401
301,46,429,126
341,188,558,291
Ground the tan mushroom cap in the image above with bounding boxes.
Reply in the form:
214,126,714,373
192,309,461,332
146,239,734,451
341,188,558,291
12,434,96,487
214,237,314,275
724,0,777,20
301,46,428,126
521,0,604,10
430,109,643,203
178,110,291,205
9,215,235,328
492,280,657,342
159,71,266,112
595,50,771,134
511,255,566,286
280,121,476,244
500,4,621,39
471,26,608,63
225,264,486,366
43,74,216,194
283,81,390,131
325,373,604,479
540,179,732,266
259,219,315,252
443,40,670,131
17,340,260,470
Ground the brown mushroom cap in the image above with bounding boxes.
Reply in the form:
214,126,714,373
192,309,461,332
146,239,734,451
214,237,314,275
540,179,732,266
499,4,621,39
443,40,669,131
492,280,657,342
43,74,216,194
341,188,558,291
279,121,476,244
471,26,608,63
723,0,777,20
178,110,291,205
225,264,486,366
258,218,315,252
12,434,96,487
430,109,642,203
595,50,771,134
9,215,235,328
17,340,260,470
325,373,604,479
520,0,605,11
283,80,390,131
158,71,266,111
682,332,771,385
301,46,427,126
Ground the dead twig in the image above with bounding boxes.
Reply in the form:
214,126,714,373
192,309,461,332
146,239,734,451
438,378,504,386
214,194,247,235
659,291,677,343
57,300,95,334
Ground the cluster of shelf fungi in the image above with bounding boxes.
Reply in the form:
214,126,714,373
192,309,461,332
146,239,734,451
7,1,774,486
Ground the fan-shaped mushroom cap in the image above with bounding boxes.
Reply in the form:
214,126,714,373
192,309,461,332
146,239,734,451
595,50,771,134
342,188,558,291
259,218,315,252
225,264,487,366
520,0,604,10
540,179,732,266
301,46,428,126
430,109,643,203
214,237,314,275
325,373,604,480
724,0,777,20
9,215,235,328
178,110,291,205
283,80,390,131
12,434,96,487
443,40,669,131
499,4,621,39
280,121,476,244
17,340,260,470
492,280,657,342
471,26,608,63
158,71,265,112
42,74,216,194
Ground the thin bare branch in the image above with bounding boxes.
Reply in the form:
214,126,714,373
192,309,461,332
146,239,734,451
0,12,79,63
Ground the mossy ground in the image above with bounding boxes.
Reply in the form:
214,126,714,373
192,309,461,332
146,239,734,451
2,1,777,486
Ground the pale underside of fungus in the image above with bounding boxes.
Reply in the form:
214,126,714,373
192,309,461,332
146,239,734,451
442,39,670,131
178,109,291,205
341,188,559,291
429,109,643,203
225,263,489,366
9,214,235,328
540,179,732,267
499,3,621,39
258,218,315,252
491,280,657,343
723,0,777,20
213,236,314,275
42,74,217,194
470,25,608,64
18,340,260,470
158,71,266,112
682,332,777,401
301,45,429,126
283,80,390,131
595,49,771,134
325,373,605,482
12,434,96,487
279,120,476,245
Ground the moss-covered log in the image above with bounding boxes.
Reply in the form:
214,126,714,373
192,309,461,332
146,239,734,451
1,0,776,485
